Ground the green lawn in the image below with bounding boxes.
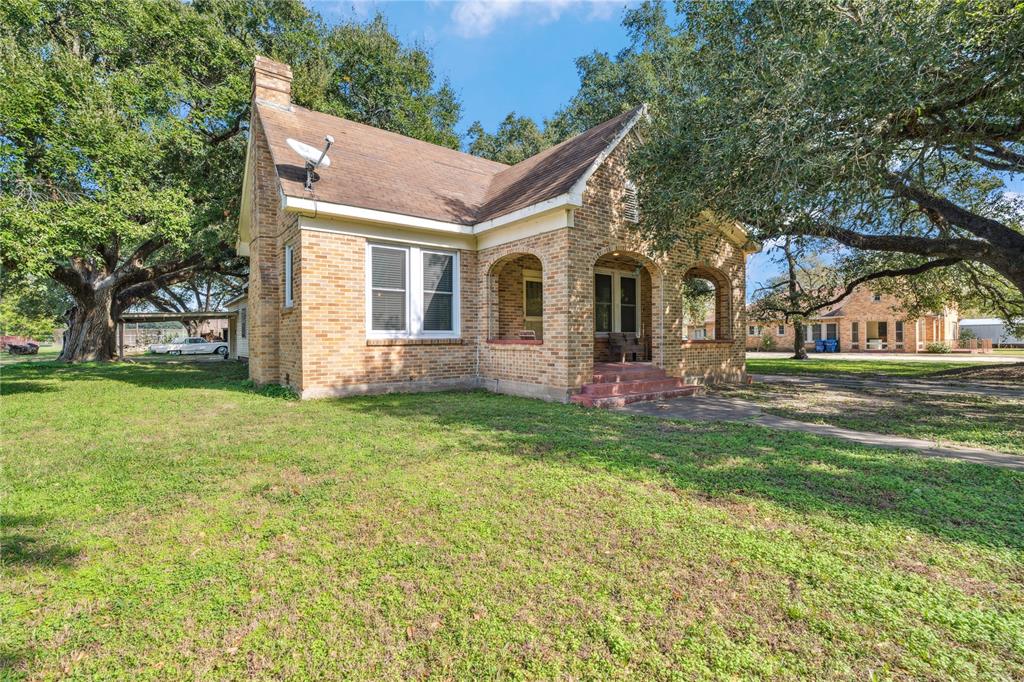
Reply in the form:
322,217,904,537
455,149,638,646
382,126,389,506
3,361,1023,679
745,356,1011,378
993,349,1024,357
712,382,1024,455
0,345,61,367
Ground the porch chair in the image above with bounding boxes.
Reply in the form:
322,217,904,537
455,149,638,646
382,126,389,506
608,332,646,362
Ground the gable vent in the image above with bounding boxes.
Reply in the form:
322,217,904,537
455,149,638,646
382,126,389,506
623,179,640,223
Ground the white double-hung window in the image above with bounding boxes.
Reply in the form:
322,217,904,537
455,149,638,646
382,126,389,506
367,243,459,338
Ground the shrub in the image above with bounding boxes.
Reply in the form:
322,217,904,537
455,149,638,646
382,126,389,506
760,335,776,351
959,328,977,342
926,342,952,354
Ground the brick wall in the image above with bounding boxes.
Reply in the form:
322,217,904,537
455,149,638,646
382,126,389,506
750,287,958,353
245,117,748,399
569,137,747,385
298,230,480,399
247,107,282,386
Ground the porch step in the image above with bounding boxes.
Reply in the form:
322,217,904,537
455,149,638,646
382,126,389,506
572,364,704,408
591,362,667,383
570,385,701,408
581,376,697,397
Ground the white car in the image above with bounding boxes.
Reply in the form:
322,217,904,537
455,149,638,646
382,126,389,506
149,337,187,354
166,337,229,358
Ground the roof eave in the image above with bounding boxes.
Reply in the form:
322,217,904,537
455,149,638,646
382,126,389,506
279,194,475,235
565,104,648,207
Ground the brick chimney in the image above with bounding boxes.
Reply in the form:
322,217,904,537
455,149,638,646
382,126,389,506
252,56,292,109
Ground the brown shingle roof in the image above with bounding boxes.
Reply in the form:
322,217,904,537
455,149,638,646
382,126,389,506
255,103,641,226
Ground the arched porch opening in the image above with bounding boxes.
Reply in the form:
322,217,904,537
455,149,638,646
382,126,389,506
593,251,657,362
487,253,545,341
682,266,732,341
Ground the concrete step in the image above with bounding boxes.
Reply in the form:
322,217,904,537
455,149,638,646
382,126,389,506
581,377,695,397
570,385,701,408
591,367,668,383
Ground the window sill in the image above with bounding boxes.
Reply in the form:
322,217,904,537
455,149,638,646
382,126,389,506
486,339,543,346
366,338,464,347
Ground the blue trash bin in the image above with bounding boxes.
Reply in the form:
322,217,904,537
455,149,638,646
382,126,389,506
824,339,838,352
814,339,825,353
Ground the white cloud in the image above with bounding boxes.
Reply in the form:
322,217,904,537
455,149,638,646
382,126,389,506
449,0,622,38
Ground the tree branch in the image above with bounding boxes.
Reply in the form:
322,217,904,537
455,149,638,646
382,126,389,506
753,258,963,319
883,172,1024,251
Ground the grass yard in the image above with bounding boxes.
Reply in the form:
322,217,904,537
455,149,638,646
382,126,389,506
745,356,1015,378
0,346,61,367
711,382,1024,455
3,361,1024,679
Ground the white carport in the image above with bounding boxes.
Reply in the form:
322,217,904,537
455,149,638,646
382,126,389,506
116,311,238,359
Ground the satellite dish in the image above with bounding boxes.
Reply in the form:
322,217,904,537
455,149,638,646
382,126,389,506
286,137,332,168
286,135,334,190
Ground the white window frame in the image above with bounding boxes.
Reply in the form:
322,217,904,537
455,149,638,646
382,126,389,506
522,269,543,324
365,243,460,340
284,245,294,308
594,267,641,336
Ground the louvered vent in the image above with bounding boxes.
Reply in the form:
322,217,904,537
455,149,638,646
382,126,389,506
623,179,640,223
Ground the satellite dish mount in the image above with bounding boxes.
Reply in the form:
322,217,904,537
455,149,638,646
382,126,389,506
286,136,334,191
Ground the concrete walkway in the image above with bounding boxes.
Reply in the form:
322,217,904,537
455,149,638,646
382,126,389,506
753,373,1024,399
619,395,1024,471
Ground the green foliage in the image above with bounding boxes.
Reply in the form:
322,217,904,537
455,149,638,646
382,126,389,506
682,276,714,326
0,0,462,359
959,327,978,342
0,273,67,339
625,0,1024,320
466,113,551,165
926,342,953,354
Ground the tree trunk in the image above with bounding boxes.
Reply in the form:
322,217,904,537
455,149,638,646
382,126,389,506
792,320,808,360
59,289,118,362
783,237,809,360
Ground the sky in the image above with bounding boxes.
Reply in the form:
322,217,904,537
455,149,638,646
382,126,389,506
310,0,640,133
308,0,1023,301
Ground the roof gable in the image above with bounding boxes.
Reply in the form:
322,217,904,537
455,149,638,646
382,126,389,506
253,103,644,226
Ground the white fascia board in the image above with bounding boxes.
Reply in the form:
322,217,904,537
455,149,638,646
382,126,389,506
475,208,573,250
472,193,580,233
299,215,474,251
564,105,648,205
236,133,255,256
281,195,474,235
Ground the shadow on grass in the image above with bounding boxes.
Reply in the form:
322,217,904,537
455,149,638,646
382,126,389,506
351,391,1024,550
0,359,254,396
1,514,81,570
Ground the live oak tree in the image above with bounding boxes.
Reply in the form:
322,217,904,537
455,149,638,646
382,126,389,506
0,0,461,362
145,273,244,337
620,0,1024,331
466,113,551,165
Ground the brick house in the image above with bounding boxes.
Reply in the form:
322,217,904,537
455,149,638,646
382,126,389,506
232,57,757,403
746,285,960,353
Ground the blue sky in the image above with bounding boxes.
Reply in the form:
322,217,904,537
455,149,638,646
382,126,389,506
309,1,1022,300
311,1,640,133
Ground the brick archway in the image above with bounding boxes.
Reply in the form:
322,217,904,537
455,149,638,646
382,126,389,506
486,252,545,341
683,265,732,341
